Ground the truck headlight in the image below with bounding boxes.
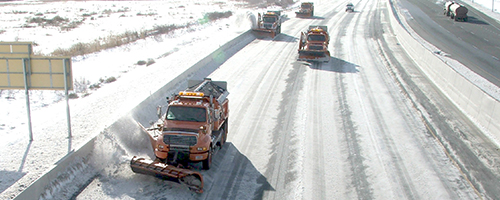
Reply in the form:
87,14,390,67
197,147,207,151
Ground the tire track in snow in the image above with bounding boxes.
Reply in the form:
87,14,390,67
309,62,327,200
352,0,419,198
206,39,288,199
332,3,373,198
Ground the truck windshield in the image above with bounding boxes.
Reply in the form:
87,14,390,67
308,35,326,41
263,17,276,23
302,4,311,9
166,106,206,122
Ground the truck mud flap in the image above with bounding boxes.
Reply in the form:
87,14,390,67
130,156,204,193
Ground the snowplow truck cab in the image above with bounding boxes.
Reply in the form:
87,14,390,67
346,3,355,12
296,2,314,17
130,78,229,193
159,78,229,169
298,25,330,62
253,10,282,38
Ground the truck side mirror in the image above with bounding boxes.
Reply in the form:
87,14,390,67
156,106,162,119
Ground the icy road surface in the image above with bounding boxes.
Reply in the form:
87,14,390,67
75,0,500,199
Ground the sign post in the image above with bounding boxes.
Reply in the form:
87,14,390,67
0,42,73,141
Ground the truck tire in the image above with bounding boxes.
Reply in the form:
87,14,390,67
202,147,213,170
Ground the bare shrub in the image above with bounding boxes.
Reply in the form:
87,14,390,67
146,58,155,66
62,19,84,31
137,12,157,16
102,9,113,14
117,8,130,12
68,93,79,99
105,77,116,83
82,12,97,17
205,11,232,21
154,24,178,35
89,83,101,89
46,15,68,25
73,78,90,93
48,12,231,57
28,15,69,26
12,10,28,14
68,42,90,56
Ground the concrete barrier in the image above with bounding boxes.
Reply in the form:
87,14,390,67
13,137,96,200
386,0,500,142
13,30,256,199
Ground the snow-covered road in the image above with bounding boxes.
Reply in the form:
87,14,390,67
74,0,498,199
2,0,500,199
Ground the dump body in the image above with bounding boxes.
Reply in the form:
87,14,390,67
449,3,468,21
346,3,355,12
298,25,330,62
296,2,314,17
253,10,282,38
130,78,229,193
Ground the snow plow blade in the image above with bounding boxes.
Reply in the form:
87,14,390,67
295,12,312,17
252,29,276,38
130,156,204,193
298,50,330,62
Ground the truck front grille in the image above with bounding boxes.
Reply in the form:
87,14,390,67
163,135,197,146
308,45,324,50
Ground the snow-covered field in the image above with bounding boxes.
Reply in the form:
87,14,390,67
1,0,499,199
0,0,258,138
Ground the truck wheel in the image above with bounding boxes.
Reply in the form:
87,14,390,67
202,147,212,170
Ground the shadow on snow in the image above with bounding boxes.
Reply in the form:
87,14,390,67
298,56,360,73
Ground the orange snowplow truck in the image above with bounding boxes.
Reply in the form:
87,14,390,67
130,78,229,193
296,2,314,17
298,25,330,62
253,10,282,38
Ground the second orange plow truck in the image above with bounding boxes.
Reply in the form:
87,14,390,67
296,2,314,17
130,78,229,193
298,25,331,62
253,10,282,38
